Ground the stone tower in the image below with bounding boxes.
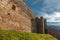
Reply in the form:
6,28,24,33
36,16,48,34
0,0,36,32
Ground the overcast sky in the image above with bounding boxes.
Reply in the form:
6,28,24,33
24,0,60,26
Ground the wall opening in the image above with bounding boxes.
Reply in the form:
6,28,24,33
12,5,16,10
45,29,48,34
7,13,10,16
1,0,2,1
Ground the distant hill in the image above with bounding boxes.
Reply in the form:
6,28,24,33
47,25,60,32
0,30,57,40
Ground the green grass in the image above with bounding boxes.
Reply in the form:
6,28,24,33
0,30,57,40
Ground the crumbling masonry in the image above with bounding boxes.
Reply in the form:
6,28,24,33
0,0,48,33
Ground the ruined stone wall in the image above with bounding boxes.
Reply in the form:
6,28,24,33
0,0,36,32
36,16,47,33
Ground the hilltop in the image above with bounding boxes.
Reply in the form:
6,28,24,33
0,30,57,40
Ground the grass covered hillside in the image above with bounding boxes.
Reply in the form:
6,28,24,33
0,30,57,40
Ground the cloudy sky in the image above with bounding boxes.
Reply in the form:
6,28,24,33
24,0,60,26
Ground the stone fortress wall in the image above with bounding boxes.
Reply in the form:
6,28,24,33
0,0,47,33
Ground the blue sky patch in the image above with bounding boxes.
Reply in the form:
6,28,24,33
24,0,60,26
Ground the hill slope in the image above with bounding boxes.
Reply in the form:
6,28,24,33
0,30,57,40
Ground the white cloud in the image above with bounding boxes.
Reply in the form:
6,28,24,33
44,12,60,22
25,0,60,26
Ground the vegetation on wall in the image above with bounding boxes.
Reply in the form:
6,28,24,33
0,30,57,40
